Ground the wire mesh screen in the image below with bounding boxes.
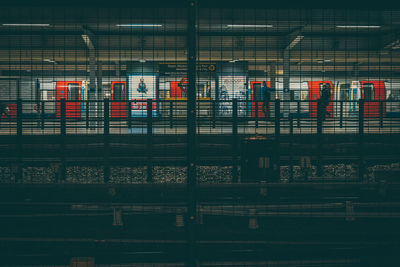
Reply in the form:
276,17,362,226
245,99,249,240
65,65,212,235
0,2,400,266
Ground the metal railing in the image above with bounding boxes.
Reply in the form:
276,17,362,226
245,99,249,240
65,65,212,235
0,99,399,135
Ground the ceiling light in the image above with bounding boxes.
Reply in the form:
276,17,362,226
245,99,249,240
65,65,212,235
139,59,146,63
316,59,331,63
2,23,50,27
226,24,273,28
43,58,56,64
116,24,162,27
229,59,238,63
336,25,381,29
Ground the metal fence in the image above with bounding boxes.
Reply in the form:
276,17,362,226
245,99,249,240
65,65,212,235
0,99,399,135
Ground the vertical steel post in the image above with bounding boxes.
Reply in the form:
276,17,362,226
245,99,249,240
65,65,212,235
41,100,45,130
170,101,174,128
340,101,343,128
104,99,110,182
274,99,281,181
212,100,216,128
16,99,22,182
127,100,132,128
86,100,89,129
316,99,323,177
255,100,258,128
379,101,383,128
297,100,300,128
60,99,66,181
232,99,238,182
187,0,198,266
359,99,364,181
147,99,153,183
289,113,294,182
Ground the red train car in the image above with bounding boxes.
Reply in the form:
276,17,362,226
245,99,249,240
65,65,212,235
170,78,187,98
308,81,334,118
250,81,271,118
56,81,81,118
360,81,386,117
111,81,127,118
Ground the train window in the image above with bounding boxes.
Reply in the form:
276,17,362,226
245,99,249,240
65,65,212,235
67,83,80,100
113,83,125,100
253,83,262,101
300,91,308,100
363,83,375,100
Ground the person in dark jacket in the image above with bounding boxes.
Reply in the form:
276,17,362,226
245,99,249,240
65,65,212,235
319,84,331,120
0,102,9,125
262,81,272,118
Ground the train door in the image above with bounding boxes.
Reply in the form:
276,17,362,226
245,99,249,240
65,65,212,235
360,81,385,117
308,81,333,118
111,81,127,118
334,83,358,117
250,81,271,118
56,81,81,118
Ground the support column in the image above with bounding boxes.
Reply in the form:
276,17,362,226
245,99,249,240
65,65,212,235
97,61,103,126
88,48,96,129
82,29,97,130
187,0,198,266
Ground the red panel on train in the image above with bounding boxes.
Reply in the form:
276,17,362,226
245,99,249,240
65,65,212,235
111,81,127,118
170,79,187,98
360,81,385,118
308,81,333,118
56,81,82,118
250,81,271,118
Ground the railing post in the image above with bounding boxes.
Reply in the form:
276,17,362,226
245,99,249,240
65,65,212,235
147,99,153,183
17,99,22,137
297,100,300,128
275,99,280,137
86,100,89,129
127,100,132,128
16,99,22,182
104,98,110,183
274,99,280,181
41,100,45,130
340,101,343,128
232,99,238,183
359,99,364,182
379,101,383,128
212,100,216,128
255,100,258,128
60,99,66,181
289,113,294,182
316,99,323,177
169,101,174,128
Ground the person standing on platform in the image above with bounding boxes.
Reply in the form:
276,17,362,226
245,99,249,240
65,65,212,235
262,81,272,118
319,83,331,120
0,102,10,126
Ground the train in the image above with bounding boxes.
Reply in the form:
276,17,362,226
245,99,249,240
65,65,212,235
0,76,399,120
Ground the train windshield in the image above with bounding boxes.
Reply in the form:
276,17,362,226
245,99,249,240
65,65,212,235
67,83,80,100
253,83,262,101
113,83,125,100
363,83,375,100
340,84,351,100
